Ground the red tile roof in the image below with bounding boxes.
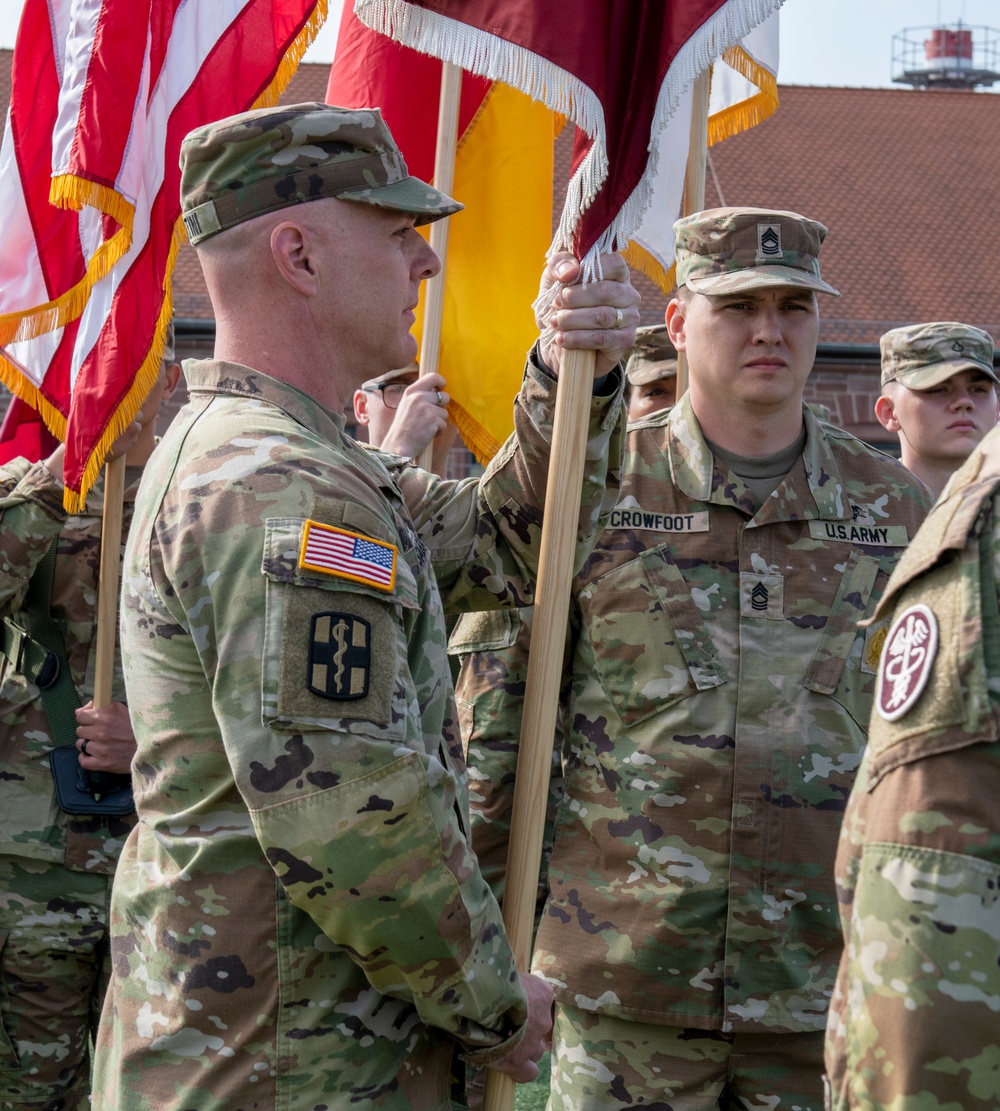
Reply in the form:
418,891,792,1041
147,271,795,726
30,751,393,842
3,56,998,344
702,84,1000,343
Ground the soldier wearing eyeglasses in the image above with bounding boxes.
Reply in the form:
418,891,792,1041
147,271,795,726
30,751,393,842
353,361,457,477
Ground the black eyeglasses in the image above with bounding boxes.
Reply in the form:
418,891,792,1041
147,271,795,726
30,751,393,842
362,382,407,409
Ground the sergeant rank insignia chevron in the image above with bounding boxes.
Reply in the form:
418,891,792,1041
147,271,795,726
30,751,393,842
756,223,782,261
308,612,370,700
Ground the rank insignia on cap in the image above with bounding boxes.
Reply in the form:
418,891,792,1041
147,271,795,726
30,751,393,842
299,520,396,592
308,612,370,700
756,223,782,261
875,603,938,722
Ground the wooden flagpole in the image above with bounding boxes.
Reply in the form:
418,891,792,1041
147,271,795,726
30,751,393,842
417,61,462,472
92,453,126,707
674,65,711,400
485,67,714,1111
410,56,598,1109
483,345,595,1111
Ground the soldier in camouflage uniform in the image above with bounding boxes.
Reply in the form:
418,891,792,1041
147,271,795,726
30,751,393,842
450,326,676,1109
0,352,180,1109
90,103,639,1110
461,207,934,1110
874,320,999,497
451,326,678,920
824,424,1000,1110
624,323,677,422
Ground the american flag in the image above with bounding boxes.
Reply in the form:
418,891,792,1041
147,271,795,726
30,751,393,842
299,521,397,592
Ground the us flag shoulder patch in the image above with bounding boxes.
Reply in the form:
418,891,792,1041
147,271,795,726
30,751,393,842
299,520,397,592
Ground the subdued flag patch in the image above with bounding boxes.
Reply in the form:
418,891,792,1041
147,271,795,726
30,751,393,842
299,521,397,592
308,612,370,700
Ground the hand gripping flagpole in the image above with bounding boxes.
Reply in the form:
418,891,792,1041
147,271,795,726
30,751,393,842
483,342,595,1111
417,61,462,472
93,453,126,707
674,65,711,401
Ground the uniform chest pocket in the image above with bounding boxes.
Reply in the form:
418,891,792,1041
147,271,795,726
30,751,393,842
260,518,419,735
578,545,726,728
803,549,897,730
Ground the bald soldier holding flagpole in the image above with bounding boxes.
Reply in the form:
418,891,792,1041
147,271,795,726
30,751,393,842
91,103,640,1110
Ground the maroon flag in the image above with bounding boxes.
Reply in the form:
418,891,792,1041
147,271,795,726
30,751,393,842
355,0,781,272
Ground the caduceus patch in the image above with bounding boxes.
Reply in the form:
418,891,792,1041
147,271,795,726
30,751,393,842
308,612,370,700
875,603,938,722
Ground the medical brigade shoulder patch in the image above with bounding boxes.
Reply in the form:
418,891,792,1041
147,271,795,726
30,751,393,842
299,520,396,592
875,603,938,722
308,612,371,700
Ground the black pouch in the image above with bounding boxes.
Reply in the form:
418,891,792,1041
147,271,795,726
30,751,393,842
49,745,134,816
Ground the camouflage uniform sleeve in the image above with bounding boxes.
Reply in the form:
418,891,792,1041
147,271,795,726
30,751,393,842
824,479,1000,1110
450,606,568,921
0,459,68,615
391,350,624,608
137,447,528,1061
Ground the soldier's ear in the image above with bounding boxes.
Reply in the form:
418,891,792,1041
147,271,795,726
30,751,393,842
270,220,317,296
353,389,371,427
665,298,687,351
874,394,901,434
163,361,182,399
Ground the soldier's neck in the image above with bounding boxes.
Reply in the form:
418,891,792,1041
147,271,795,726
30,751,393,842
689,393,805,459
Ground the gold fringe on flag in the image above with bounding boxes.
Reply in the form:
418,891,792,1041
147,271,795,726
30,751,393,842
65,0,330,512
450,398,502,469
0,226,133,349
622,241,678,296
0,350,69,442
0,163,138,351
66,216,185,513
253,0,329,111
708,44,779,147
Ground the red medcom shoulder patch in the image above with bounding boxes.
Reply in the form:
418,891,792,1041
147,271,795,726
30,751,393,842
876,603,939,722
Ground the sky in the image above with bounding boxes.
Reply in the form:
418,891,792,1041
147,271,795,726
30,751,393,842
1,0,999,91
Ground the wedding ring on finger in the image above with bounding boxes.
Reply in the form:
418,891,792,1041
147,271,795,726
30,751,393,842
436,390,445,405
80,739,90,756
612,307,624,329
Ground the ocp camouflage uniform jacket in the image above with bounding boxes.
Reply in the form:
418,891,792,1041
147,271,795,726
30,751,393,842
825,427,1000,1110
94,356,621,1110
521,395,931,1033
0,458,135,874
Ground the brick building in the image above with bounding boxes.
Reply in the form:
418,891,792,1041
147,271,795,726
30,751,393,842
3,51,1000,450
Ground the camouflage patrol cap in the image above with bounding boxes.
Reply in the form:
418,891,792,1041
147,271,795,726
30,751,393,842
625,324,678,386
179,103,462,245
880,321,999,389
674,206,840,296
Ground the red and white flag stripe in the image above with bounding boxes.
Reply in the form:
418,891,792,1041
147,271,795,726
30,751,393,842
0,0,327,508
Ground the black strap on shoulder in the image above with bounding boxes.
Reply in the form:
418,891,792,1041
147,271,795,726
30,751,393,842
0,538,81,742
1,536,133,815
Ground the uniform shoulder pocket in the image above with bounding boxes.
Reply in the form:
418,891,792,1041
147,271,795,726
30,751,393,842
260,517,417,734
448,608,522,656
866,543,1000,787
